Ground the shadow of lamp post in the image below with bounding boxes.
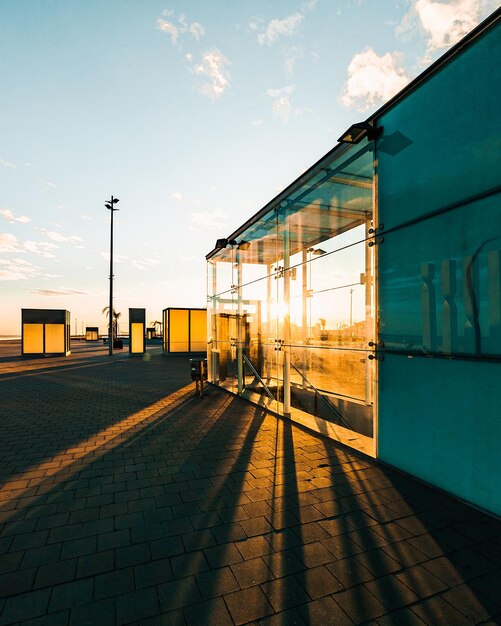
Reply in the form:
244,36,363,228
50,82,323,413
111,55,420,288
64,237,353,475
105,195,119,356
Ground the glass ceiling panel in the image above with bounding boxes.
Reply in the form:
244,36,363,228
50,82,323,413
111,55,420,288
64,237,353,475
210,139,374,266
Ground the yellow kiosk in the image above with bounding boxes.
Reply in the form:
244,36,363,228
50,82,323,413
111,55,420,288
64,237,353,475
21,309,71,357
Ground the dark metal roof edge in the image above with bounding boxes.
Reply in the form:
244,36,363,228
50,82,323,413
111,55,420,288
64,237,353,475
205,6,501,261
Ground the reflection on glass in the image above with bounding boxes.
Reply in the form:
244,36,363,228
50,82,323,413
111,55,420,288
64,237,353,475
206,140,375,441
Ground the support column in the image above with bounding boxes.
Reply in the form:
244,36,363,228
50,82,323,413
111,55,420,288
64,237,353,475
283,219,291,418
237,253,244,394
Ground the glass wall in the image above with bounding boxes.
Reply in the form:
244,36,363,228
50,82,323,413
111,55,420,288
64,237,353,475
376,16,501,515
207,140,376,450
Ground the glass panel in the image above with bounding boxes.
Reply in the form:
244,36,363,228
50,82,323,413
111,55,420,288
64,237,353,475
131,323,144,353
190,310,207,352
23,323,43,353
169,309,189,352
45,324,65,353
377,21,500,229
379,195,501,356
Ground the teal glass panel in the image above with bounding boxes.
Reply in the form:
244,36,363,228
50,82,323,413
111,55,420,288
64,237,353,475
377,20,501,357
377,19,501,229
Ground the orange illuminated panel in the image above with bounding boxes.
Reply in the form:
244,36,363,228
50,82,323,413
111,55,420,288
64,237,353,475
131,323,145,353
190,310,207,352
170,309,189,352
86,330,98,341
23,324,44,354
45,324,65,353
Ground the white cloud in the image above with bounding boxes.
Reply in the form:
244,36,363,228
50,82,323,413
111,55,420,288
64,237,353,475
341,48,410,111
421,0,486,50
157,12,205,45
173,192,183,201
0,158,16,170
188,22,205,40
130,257,163,271
0,258,40,281
267,84,303,123
23,240,58,258
80,214,92,221
0,233,21,252
398,0,498,59
157,18,179,44
0,208,30,224
40,228,83,245
31,288,88,296
193,49,231,99
251,119,264,127
0,233,59,258
257,13,304,46
100,251,129,263
190,208,228,230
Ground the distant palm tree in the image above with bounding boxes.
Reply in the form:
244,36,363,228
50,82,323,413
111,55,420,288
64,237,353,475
102,306,121,340
149,320,162,336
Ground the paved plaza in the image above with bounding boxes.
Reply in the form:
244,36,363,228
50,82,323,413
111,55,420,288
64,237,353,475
0,341,500,625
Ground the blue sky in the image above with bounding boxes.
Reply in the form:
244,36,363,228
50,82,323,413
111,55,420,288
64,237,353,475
0,0,497,335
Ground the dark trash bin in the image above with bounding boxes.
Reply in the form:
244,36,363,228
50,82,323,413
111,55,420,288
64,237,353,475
190,357,207,397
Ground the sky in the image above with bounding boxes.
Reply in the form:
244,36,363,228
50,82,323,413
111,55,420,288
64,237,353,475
0,0,498,336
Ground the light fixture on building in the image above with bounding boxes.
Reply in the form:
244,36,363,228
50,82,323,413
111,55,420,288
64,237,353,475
338,121,381,144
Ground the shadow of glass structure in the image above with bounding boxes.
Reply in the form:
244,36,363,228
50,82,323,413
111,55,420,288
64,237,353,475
162,308,207,355
21,309,71,357
206,9,501,516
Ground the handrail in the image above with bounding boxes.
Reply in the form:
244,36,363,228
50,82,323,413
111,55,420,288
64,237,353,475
289,361,353,430
242,353,276,400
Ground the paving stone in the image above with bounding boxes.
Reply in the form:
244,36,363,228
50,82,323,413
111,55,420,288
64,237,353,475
256,607,307,625
116,587,161,625
0,566,37,597
195,566,239,598
224,586,275,625
332,585,388,622
261,574,311,611
134,557,173,588
48,578,94,612
183,596,233,626
76,550,114,578
298,596,353,625
411,596,474,625
203,542,243,568
396,564,449,599
69,598,115,626
34,558,77,589
158,576,201,611
94,567,134,600
230,556,274,588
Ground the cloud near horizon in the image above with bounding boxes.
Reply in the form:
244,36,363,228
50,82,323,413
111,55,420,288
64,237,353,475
30,288,89,296
0,258,40,281
341,48,410,111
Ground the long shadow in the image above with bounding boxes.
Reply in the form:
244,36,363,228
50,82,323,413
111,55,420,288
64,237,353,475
0,352,193,492
309,433,501,623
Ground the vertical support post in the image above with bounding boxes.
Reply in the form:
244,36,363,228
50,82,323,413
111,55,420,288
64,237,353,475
283,214,291,418
108,200,114,356
365,217,374,405
302,248,308,389
237,252,244,395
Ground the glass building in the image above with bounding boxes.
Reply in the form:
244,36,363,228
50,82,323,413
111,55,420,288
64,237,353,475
206,10,501,516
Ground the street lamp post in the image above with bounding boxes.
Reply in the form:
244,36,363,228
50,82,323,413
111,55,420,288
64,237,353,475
105,195,119,356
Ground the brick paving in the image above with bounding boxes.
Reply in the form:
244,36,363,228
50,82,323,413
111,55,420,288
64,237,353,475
0,340,500,625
